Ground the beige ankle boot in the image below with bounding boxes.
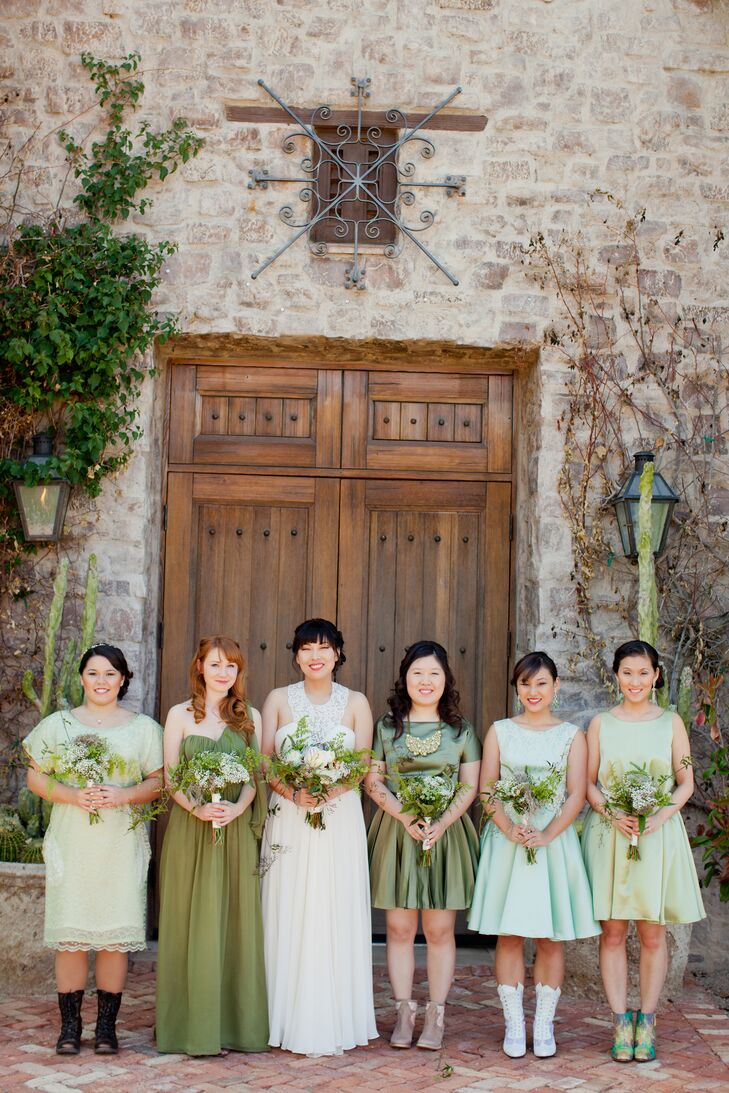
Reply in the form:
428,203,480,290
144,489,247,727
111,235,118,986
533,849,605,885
417,1001,445,1050
390,1000,417,1048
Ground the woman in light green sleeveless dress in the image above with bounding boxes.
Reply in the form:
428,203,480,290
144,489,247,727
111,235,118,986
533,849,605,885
155,636,268,1056
581,640,704,1065
24,644,163,1056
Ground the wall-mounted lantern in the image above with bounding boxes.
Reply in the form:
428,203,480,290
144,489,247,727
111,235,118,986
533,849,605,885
608,450,679,560
12,432,71,542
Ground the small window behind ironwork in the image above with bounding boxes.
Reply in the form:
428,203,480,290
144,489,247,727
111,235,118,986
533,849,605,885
310,127,398,246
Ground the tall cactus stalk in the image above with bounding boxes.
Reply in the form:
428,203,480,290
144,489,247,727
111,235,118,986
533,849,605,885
22,558,69,718
20,554,98,842
678,665,694,730
637,462,670,708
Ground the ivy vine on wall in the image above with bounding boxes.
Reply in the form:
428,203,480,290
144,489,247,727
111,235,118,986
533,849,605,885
0,52,203,572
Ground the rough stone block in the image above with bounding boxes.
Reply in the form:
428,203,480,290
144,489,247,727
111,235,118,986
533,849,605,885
60,20,123,55
473,261,510,289
0,864,54,998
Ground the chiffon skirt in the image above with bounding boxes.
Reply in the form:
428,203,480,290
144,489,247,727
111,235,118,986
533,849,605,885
261,790,378,1056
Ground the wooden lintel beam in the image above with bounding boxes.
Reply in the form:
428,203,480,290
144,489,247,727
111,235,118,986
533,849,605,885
224,103,487,133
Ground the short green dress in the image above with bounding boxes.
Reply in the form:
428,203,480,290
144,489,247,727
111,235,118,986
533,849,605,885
368,718,481,910
581,710,706,925
155,727,269,1055
23,710,163,951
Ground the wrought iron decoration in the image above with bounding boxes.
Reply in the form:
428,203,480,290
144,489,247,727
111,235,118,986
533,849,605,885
248,76,466,289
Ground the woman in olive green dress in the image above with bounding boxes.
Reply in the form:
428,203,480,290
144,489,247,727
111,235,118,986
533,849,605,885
581,640,704,1064
156,636,268,1056
365,641,481,1052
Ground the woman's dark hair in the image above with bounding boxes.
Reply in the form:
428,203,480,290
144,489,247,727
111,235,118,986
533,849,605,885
386,640,464,739
78,644,133,700
510,651,559,688
613,640,665,689
292,618,346,678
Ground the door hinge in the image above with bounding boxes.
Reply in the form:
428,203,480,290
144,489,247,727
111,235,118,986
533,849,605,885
509,512,514,541
162,504,168,531
158,621,164,649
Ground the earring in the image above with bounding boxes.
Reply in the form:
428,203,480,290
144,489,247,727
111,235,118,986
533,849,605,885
514,697,523,713
651,685,656,704
552,692,561,710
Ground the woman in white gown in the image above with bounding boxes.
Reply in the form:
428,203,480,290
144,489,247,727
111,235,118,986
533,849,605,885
261,618,378,1056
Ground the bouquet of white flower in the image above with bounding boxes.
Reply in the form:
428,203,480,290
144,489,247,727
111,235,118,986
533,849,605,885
41,731,126,825
267,716,371,830
168,749,253,845
396,767,464,866
601,762,673,861
482,763,565,864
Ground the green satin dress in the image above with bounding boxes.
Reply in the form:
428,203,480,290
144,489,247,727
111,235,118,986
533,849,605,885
155,727,269,1055
368,718,481,910
581,710,705,925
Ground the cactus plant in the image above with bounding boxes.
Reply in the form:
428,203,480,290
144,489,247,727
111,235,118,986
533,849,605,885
18,553,98,848
0,813,26,862
637,462,670,707
20,838,44,864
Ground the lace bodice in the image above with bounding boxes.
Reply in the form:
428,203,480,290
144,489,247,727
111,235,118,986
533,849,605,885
494,718,578,825
274,681,353,755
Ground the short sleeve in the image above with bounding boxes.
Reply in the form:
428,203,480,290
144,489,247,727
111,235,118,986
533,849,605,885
23,712,65,770
460,720,482,764
137,716,164,777
372,717,387,761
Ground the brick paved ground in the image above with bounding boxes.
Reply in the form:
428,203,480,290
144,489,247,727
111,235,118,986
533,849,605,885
1,958,728,1093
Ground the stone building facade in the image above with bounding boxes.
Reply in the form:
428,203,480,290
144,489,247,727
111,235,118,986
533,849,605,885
2,0,727,729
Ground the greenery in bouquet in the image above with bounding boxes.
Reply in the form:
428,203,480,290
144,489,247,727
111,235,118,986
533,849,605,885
482,763,565,864
41,731,126,825
168,748,254,845
601,761,674,861
267,716,371,830
395,766,463,866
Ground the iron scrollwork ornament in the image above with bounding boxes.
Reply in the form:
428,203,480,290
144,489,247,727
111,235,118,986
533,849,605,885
248,76,466,289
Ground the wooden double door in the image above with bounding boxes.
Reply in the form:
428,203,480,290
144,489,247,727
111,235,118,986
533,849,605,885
160,360,515,738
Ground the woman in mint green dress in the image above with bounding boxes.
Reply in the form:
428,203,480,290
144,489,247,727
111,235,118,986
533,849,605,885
582,640,704,1064
156,635,268,1056
469,651,600,1060
365,641,481,1052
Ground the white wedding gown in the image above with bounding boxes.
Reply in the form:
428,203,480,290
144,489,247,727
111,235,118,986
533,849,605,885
261,681,378,1055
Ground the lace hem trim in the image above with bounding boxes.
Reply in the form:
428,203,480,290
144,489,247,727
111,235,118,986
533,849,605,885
49,941,148,953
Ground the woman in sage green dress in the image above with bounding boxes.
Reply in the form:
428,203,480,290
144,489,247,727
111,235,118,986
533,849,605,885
156,635,268,1056
581,640,705,1064
365,641,481,1052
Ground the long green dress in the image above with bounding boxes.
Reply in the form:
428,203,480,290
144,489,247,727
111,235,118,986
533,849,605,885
581,710,705,925
368,718,481,909
155,727,269,1055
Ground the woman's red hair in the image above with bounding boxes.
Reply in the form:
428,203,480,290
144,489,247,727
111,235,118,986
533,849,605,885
187,635,254,739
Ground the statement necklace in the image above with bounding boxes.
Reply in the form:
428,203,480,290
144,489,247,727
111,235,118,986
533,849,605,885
404,719,443,756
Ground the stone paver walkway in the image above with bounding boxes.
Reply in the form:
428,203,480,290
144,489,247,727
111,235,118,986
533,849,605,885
1,960,728,1093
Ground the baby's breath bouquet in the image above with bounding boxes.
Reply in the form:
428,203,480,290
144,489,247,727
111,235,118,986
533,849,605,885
482,763,565,864
42,732,126,825
267,716,371,830
396,766,464,866
168,749,253,845
601,762,673,861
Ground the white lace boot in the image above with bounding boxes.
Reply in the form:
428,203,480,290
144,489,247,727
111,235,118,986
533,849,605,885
497,982,526,1058
533,982,560,1057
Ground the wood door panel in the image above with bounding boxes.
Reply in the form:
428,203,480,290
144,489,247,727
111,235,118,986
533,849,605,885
338,480,508,735
169,364,342,470
339,369,512,474
160,475,340,717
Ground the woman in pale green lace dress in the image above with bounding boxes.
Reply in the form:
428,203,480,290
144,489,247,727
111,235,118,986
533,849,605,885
24,644,163,1056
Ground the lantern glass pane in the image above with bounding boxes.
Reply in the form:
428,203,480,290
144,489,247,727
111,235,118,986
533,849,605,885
14,482,68,541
